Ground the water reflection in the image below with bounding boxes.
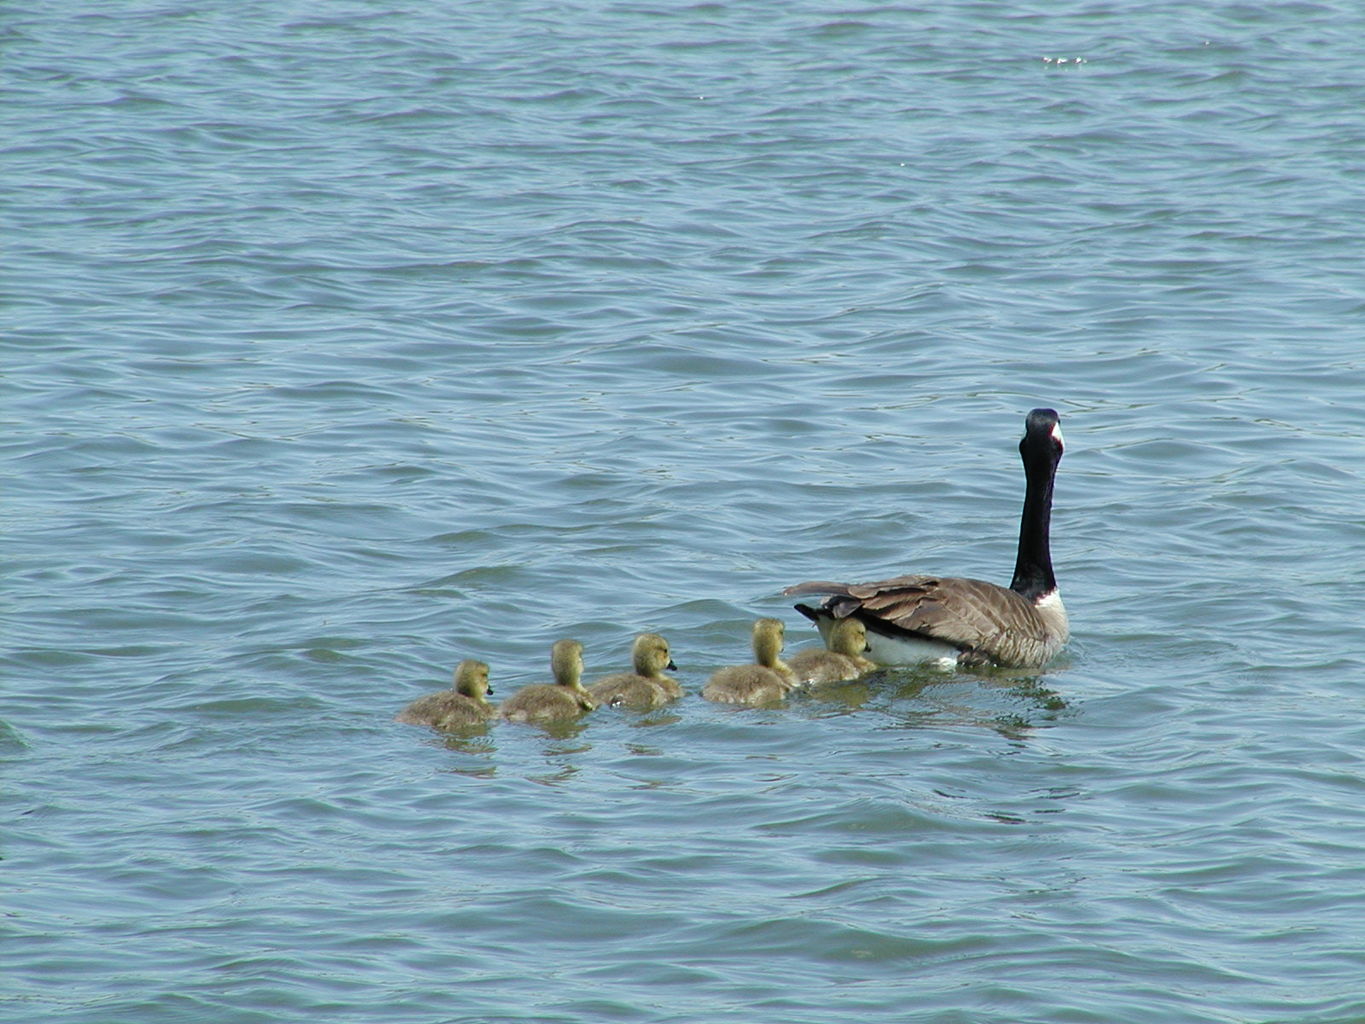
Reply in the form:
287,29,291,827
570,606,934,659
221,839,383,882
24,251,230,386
438,732,496,754
628,711,683,728
528,740,592,787
877,667,1072,740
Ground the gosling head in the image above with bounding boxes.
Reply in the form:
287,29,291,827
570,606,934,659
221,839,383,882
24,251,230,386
453,659,493,701
632,633,677,676
828,618,870,658
751,617,786,667
550,638,586,690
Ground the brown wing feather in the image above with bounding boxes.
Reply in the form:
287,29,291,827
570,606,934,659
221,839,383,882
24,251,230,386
784,575,1043,657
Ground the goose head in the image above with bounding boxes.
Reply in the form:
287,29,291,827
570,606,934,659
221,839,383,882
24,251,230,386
1020,407,1064,472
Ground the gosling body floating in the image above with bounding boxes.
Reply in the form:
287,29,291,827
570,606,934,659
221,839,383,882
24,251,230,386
702,618,796,705
786,617,876,685
587,633,681,710
500,639,596,723
395,659,496,729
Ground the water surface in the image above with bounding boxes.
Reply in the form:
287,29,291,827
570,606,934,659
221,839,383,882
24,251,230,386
5,2,1365,1022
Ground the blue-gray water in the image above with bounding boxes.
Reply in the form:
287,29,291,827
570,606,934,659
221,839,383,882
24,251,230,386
5,2,1365,1021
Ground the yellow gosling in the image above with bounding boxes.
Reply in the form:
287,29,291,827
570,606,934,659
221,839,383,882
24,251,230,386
702,618,795,706
587,633,681,710
786,618,877,686
500,639,596,723
395,659,496,729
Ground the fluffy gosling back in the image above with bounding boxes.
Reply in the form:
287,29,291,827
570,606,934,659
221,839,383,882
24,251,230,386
395,659,496,728
500,639,596,723
786,618,876,685
587,633,681,710
702,618,794,705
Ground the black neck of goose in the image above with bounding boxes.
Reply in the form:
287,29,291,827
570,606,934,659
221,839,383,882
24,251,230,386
1009,453,1057,601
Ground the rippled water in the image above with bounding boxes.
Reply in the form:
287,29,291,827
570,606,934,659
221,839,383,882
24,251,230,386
5,2,1365,1021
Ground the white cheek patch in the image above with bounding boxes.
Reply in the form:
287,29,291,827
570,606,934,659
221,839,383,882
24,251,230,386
1052,423,1065,447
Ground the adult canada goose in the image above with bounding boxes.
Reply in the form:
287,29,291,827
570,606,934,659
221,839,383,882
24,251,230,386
395,659,496,728
500,639,597,723
786,617,877,685
587,633,681,710
784,408,1068,669
702,618,796,705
